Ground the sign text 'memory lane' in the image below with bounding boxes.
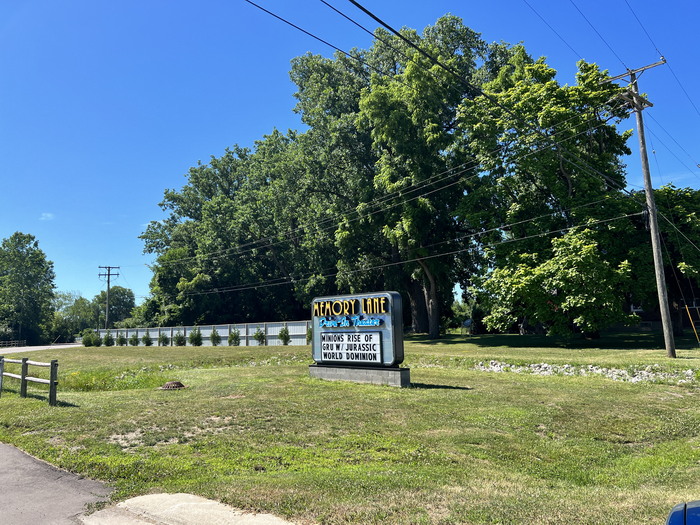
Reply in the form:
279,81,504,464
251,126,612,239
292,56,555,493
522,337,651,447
313,296,388,317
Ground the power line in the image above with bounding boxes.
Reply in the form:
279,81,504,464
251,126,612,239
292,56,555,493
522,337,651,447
184,211,643,296
567,0,628,69
151,1,650,300
344,0,642,203
242,0,368,71
644,122,700,184
622,0,700,120
245,0,636,209
521,0,582,59
622,0,662,56
646,113,700,170
156,111,630,270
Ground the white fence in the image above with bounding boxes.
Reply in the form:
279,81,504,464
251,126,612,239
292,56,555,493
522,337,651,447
96,320,311,347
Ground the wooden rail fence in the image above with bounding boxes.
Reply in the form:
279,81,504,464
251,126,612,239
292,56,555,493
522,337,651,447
0,340,26,348
0,357,59,406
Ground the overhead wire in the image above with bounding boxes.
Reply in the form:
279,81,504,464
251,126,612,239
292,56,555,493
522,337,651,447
520,0,583,59
643,122,700,184
567,0,628,69
344,0,645,204
646,112,700,169
156,1,631,267
623,0,700,120
161,1,653,297
184,210,643,296
148,0,644,289
157,110,627,270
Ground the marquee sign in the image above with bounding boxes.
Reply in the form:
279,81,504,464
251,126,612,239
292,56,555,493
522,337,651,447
311,291,404,367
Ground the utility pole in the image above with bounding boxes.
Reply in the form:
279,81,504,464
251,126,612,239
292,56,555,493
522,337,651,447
606,59,676,358
98,266,120,329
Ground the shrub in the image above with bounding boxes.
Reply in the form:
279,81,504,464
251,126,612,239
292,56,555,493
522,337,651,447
253,327,266,346
173,331,186,346
128,333,140,346
142,330,153,346
81,329,96,347
93,333,102,347
210,327,221,346
228,328,240,346
306,326,313,344
189,327,203,347
103,331,114,347
158,332,170,347
278,326,291,346
116,333,128,346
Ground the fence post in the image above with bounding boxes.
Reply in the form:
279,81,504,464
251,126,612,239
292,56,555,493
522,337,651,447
20,358,28,398
0,356,4,398
49,360,58,406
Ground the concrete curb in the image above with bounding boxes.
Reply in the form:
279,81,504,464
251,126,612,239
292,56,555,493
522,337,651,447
80,493,295,524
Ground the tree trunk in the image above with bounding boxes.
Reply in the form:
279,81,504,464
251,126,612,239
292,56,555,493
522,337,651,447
408,279,429,333
417,259,440,339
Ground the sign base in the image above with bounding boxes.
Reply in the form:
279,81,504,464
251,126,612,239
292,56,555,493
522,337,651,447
309,365,410,388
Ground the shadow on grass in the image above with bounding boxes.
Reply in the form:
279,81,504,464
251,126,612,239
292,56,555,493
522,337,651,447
409,383,472,391
0,388,78,407
407,331,700,351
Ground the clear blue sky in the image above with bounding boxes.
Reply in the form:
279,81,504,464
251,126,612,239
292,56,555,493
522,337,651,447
1,0,698,303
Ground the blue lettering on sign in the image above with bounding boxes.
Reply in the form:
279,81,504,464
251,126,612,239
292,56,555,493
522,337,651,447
351,315,381,326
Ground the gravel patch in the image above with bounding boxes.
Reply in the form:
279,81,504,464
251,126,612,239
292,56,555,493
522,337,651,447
473,360,698,384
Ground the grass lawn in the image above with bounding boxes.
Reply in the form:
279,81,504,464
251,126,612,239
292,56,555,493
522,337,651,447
1,333,700,523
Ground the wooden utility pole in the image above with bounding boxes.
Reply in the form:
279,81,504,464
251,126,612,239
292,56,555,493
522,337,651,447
606,60,675,358
98,266,120,329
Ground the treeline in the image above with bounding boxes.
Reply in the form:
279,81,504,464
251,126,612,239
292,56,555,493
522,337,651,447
0,231,136,345
126,15,700,338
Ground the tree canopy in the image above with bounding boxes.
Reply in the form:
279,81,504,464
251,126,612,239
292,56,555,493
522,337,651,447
134,15,700,340
0,232,55,344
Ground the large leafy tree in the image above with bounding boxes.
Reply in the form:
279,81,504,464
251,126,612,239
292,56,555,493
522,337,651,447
92,286,136,329
0,232,55,344
481,228,636,336
459,54,635,335
50,291,97,342
616,185,700,334
291,16,515,337
139,15,647,338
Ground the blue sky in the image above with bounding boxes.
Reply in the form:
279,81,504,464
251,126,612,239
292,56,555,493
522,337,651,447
1,0,698,303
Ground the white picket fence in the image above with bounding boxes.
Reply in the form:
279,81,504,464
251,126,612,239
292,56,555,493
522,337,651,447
95,320,311,347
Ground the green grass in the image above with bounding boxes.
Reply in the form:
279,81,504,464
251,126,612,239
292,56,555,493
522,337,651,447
1,334,700,523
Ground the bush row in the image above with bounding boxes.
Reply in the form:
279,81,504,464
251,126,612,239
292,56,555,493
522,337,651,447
80,327,303,347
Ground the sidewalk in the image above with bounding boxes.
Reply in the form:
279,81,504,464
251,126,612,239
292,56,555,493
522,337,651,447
0,443,296,524
0,343,82,355
0,443,112,524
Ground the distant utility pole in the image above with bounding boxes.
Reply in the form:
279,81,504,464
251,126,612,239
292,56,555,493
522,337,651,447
98,266,120,329
606,59,676,358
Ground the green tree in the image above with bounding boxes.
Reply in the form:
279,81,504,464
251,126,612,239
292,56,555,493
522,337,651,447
210,327,221,346
459,56,634,335
616,185,700,334
481,228,636,336
0,232,56,344
92,286,136,329
50,291,98,342
188,327,202,346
